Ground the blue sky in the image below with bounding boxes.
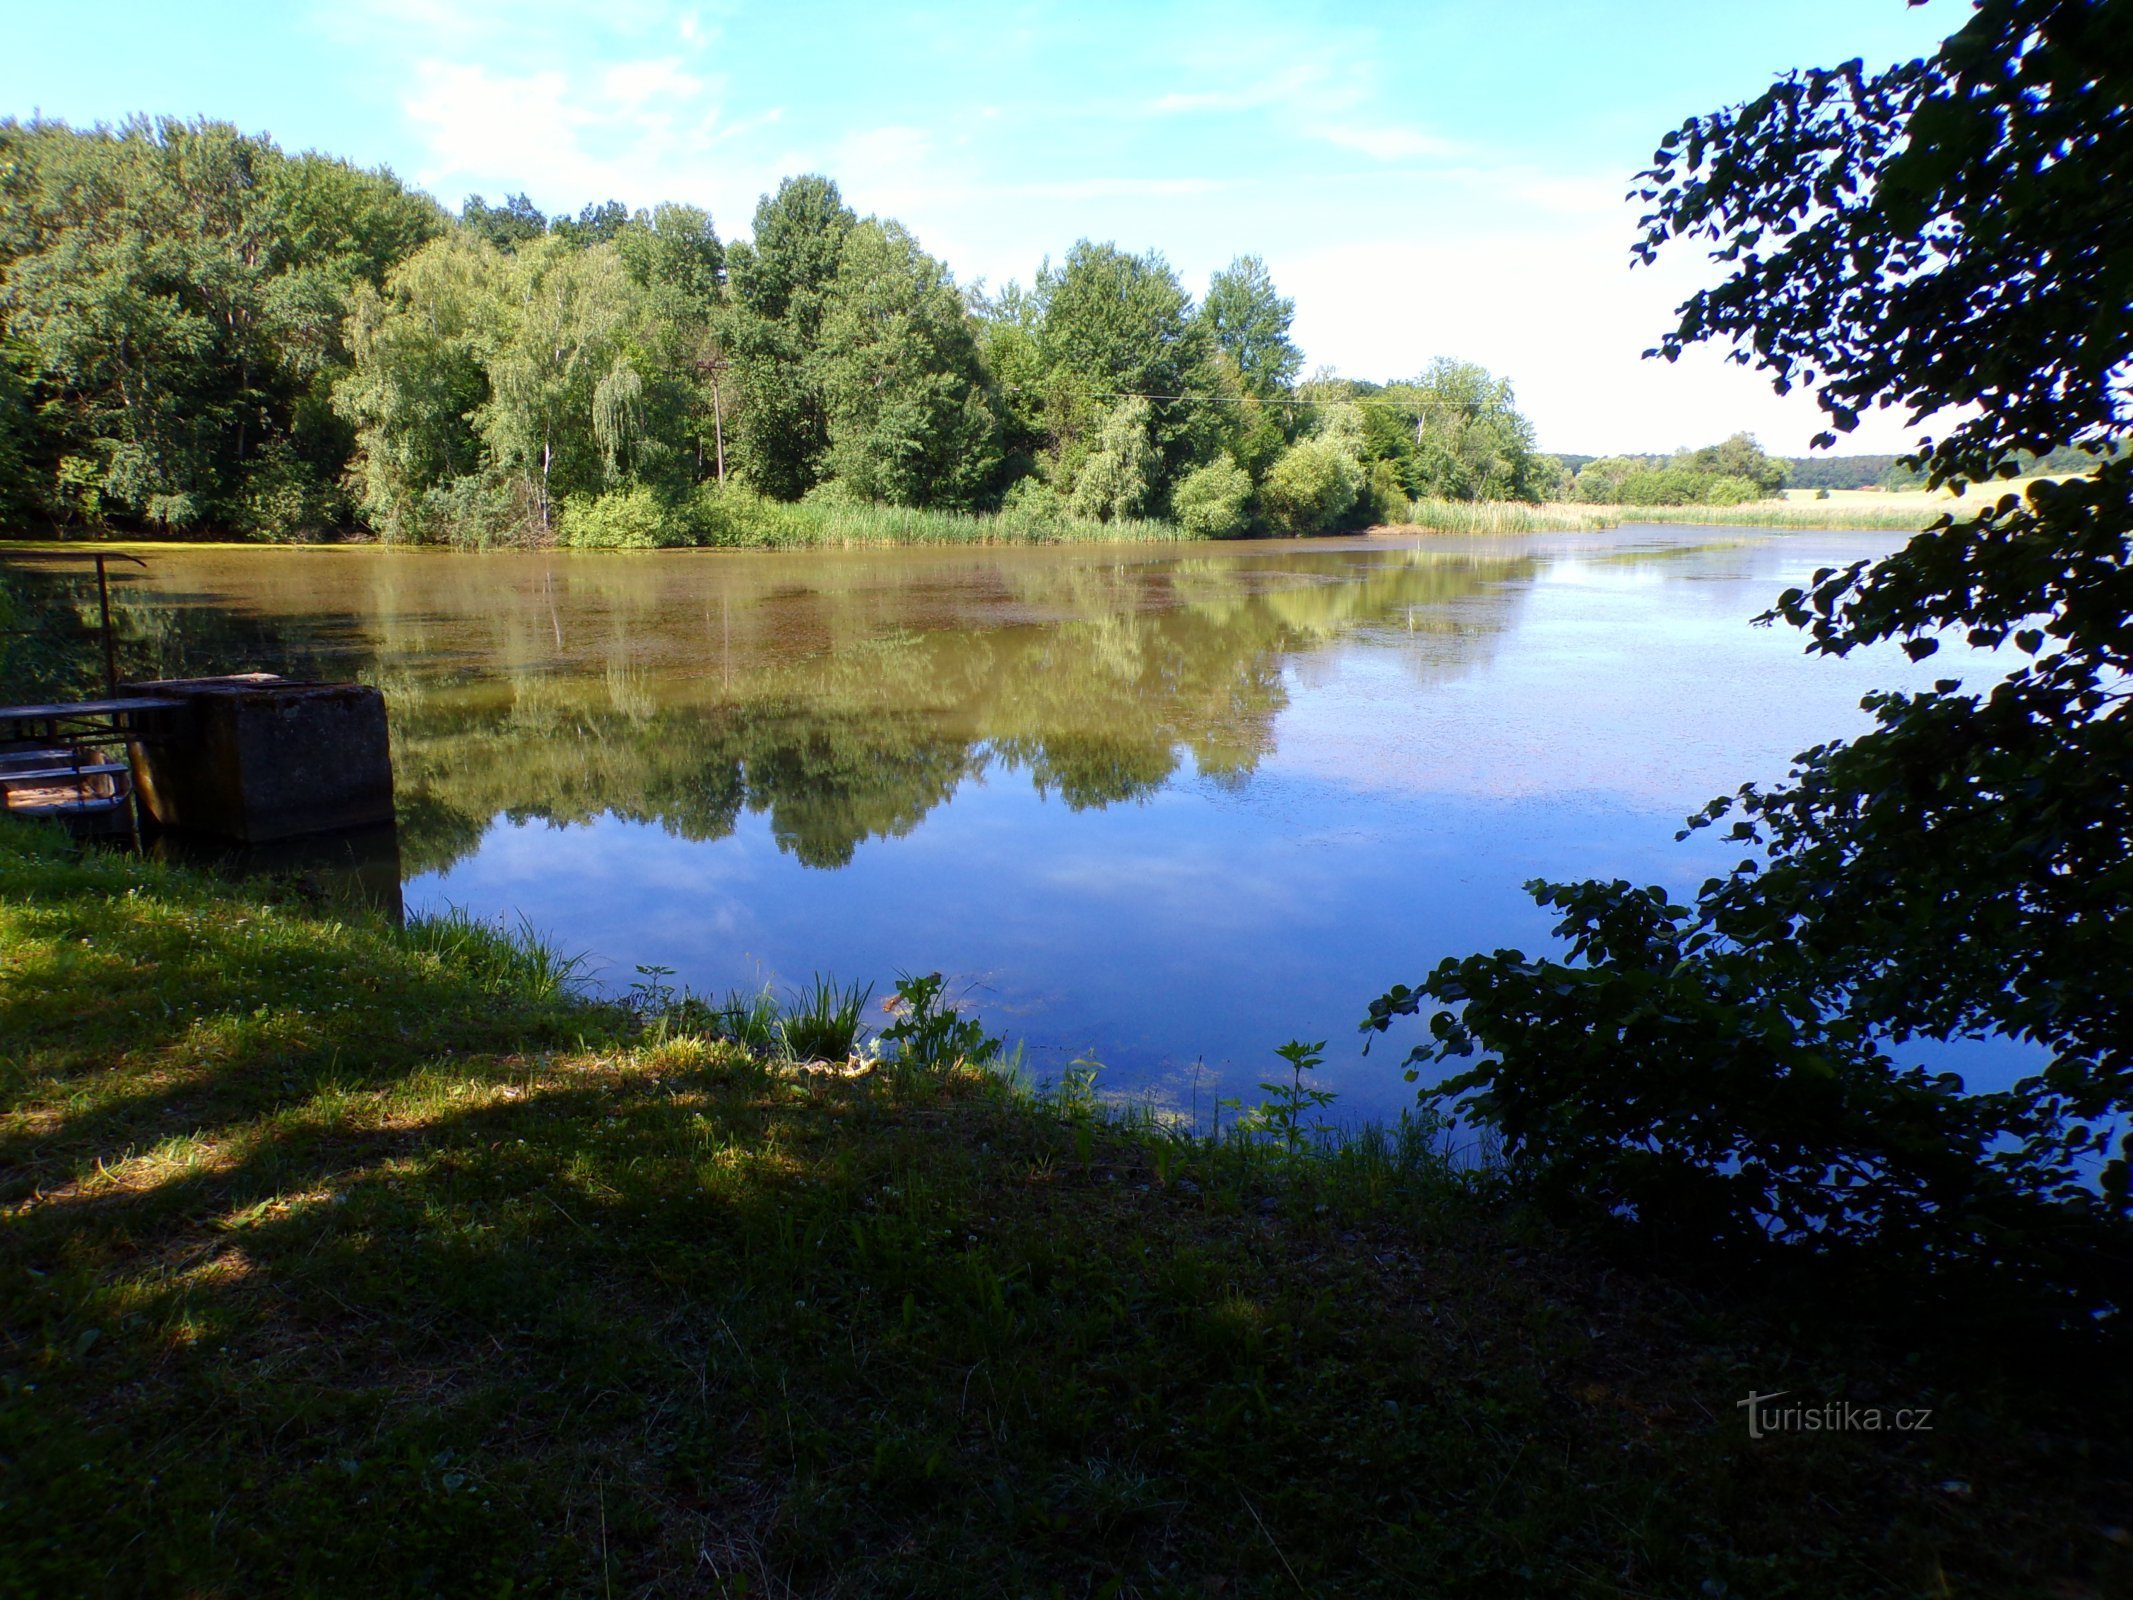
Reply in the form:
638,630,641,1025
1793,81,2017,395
2,0,1957,454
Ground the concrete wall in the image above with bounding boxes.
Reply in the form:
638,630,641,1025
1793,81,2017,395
125,675,395,845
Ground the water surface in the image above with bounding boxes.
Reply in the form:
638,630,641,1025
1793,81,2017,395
5,529,2023,1119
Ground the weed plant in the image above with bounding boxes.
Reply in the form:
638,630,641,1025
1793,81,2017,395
879,970,1000,1081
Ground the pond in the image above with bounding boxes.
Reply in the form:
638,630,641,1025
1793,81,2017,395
3,529,2030,1121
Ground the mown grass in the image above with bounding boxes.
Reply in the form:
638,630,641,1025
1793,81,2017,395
2,826,2128,1597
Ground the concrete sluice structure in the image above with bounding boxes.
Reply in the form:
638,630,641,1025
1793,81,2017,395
122,674,396,845
2,674,403,918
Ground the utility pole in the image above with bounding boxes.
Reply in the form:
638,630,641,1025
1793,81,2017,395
696,345,730,484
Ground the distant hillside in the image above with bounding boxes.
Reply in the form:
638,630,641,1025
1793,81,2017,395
1784,455,1910,490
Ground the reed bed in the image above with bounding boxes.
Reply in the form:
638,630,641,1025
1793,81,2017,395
698,495,1190,550
1382,499,1622,534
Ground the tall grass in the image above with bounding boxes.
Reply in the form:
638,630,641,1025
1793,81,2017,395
400,907,587,1000
1598,500,1947,531
777,973,874,1061
1387,498,1953,535
723,499,1191,549
1385,499,1621,534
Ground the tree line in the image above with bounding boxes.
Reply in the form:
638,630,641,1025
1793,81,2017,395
1,116,1574,547
1563,433,1789,506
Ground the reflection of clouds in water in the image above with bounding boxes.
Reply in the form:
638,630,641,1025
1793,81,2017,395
1032,843,1304,918
1265,534,1989,813
413,811,768,984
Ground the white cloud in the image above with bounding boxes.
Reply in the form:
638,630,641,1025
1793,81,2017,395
400,53,758,212
1279,215,1934,455
1312,123,1462,162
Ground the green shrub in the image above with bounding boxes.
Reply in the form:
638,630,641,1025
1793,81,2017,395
1365,458,1409,524
1261,437,1362,534
1170,458,1254,538
231,441,345,542
691,482,810,547
411,474,528,548
998,473,1066,529
801,476,868,509
557,486,694,549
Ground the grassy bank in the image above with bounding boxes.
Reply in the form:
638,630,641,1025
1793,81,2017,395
0,495,1956,552
4,828,2127,1596
0,499,1192,555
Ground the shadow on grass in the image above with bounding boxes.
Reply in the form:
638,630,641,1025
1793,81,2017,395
4,828,2130,1599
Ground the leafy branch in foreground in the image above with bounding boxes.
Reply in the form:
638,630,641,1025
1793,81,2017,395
1368,0,2133,1320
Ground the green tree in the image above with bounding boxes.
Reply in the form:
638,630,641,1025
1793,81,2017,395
1368,0,2133,1315
481,238,651,531
614,203,724,307
460,193,546,251
612,203,726,487
550,199,629,248
337,233,497,540
815,220,997,508
1,116,438,536
973,280,1049,492
1688,431,1785,495
1201,254,1300,402
724,175,856,499
1345,361,1548,503
1023,241,1225,505
1400,359,1548,501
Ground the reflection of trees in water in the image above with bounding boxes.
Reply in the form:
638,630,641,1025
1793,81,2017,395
4,545,1538,874
0,563,367,701
387,549,1538,871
